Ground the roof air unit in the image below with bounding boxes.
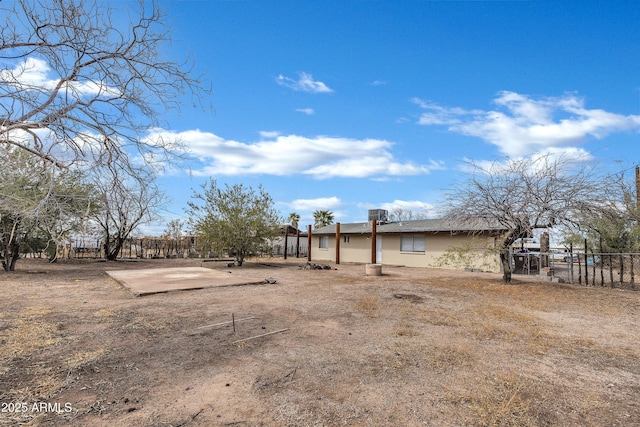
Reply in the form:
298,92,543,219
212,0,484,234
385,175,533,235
368,209,389,223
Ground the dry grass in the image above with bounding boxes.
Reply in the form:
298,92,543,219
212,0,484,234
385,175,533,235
66,349,106,370
354,296,380,318
0,306,60,366
391,319,418,337
417,306,462,327
1,259,639,426
423,342,474,372
463,371,547,427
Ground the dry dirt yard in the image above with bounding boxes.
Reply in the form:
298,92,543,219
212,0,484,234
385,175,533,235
1,257,639,426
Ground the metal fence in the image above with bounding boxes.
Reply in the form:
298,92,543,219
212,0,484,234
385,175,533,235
511,250,638,289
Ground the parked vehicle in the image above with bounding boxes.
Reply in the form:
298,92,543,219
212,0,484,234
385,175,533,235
549,249,566,261
563,253,580,262
586,255,601,266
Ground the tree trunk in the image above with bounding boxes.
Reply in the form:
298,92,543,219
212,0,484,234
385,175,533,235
8,246,18,271
499,224,527,283
500,250,512,283
107,239,124,261
2,241,20,271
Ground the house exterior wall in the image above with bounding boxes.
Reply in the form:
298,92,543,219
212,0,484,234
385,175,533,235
381,233,500,271
312,232,501,272
338,234,371,263
314,235,335,262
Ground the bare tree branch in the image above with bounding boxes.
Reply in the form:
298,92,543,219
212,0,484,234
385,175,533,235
444,155,610,282
0,0,209,169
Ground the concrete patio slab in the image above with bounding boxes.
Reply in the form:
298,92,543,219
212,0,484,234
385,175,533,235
106,267,270,296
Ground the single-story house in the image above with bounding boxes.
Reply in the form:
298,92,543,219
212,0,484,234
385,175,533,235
309,218,508,272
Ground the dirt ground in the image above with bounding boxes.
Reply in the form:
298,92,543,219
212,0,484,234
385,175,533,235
1,257,639,426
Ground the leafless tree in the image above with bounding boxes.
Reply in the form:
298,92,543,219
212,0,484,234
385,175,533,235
91,163,165,261
0,0,207,170
566,164,640,253
388,207,430,221
444,155,609,282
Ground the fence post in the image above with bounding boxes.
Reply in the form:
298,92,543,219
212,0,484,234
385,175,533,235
609,255,614,286
631,255,635,290
577,247,582,284
568,243,574,283
584,239,588,286
619,254,624,287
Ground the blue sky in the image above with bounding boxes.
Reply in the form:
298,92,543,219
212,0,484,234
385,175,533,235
145,0,640,232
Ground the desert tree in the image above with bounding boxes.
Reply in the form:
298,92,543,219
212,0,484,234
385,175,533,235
163,219,185,241
313,210,335,228
187,180,282,266
444,155,608,282
0,0,207,263
90,162,165,261
0,0,207,169
0,146,94,270
565,164,640,254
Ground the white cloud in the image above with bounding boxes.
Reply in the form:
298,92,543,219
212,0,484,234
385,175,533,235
276,72,333,93
0,57,51,86
414,91,640,158
1,57,120,97
259,130,280,138
145,129,443,179
288,197,342,211
296,108,315,115
380,199,437,212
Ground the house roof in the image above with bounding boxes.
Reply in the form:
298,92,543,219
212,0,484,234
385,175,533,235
312,218,508,235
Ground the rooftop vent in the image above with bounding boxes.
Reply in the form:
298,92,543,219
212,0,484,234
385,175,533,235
368,209,389,223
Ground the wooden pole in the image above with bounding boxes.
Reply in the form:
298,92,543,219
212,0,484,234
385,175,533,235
283,228,288,260
296,228,300,258
307,225,312,262
371,220,377,265
335,222,341,265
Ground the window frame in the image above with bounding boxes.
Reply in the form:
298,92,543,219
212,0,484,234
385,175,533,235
319,235,329,249
400,234,425,253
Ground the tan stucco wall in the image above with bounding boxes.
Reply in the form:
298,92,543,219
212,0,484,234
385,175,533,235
381,233,500,271
312,235,335,262
338,234,371,263
311,234,370,264
312,232,501,272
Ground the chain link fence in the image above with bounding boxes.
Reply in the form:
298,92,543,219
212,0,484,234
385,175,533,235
511,250,638,290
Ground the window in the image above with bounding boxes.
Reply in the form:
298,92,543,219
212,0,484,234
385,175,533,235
319,236,329,249
343,236,350,243
400,235,425,252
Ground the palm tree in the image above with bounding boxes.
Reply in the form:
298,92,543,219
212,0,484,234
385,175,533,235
313,210,334,228
288,212,300,230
